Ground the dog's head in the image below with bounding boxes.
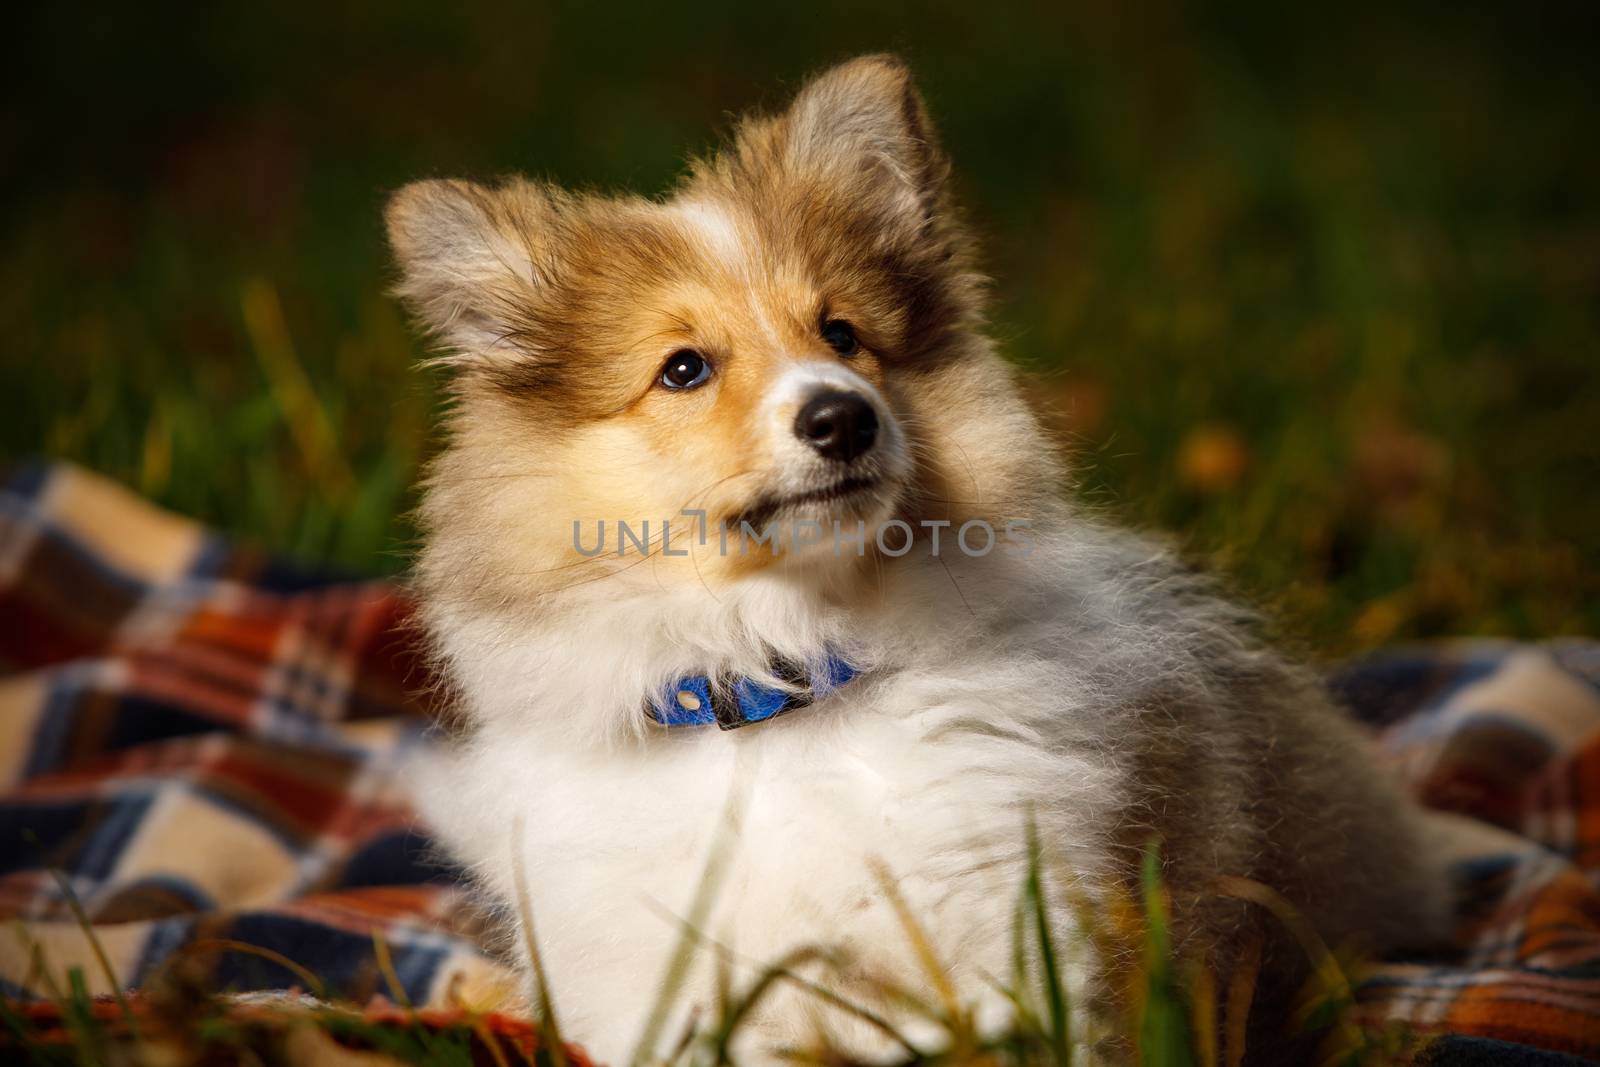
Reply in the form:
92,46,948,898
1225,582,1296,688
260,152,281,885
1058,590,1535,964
390,55,1048,607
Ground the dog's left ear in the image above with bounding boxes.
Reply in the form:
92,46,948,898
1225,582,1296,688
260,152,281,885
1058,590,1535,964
780,54,950,235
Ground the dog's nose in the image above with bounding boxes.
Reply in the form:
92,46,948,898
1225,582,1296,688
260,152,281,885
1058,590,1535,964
794,389,878,463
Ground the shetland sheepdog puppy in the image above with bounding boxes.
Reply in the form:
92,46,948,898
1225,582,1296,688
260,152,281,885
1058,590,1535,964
387,55,1449,1063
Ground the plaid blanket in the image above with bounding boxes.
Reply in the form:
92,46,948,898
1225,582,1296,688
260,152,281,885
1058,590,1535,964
1,464,1597,1063
0,464,516,1017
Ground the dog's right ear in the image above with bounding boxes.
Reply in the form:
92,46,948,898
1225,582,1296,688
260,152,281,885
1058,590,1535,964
385,178,555,364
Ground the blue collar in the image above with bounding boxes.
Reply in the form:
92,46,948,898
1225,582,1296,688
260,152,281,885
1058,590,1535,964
649,653,858,730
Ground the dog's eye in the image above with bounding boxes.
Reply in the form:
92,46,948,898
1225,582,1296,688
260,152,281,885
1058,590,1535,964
821,319,859,357
660,350,712,390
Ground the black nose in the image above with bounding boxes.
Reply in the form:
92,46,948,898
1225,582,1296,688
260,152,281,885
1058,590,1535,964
794,389,879,463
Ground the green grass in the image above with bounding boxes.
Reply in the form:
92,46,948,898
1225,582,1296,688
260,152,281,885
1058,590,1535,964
3,1,1596,653
2,835,1429,1066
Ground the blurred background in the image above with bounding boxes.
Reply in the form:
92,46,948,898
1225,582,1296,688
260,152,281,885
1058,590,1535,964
3,1,1595,655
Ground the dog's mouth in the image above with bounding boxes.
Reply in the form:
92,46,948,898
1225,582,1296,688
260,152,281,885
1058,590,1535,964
732,475,882,531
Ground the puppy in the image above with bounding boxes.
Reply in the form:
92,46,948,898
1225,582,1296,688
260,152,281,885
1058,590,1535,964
387,54,1449,1063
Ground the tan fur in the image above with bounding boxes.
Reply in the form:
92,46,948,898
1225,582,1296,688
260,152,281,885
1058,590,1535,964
388,56,1450,1063
387,56,1033,597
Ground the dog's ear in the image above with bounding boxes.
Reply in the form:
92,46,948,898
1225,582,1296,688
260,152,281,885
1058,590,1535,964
385,178,555,363
780,54,950,235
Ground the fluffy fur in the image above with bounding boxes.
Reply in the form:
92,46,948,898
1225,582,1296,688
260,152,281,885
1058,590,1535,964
388,55,1450,1062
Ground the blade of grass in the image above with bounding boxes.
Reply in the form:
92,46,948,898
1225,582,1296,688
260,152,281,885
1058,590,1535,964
869,858,962,1027
643,903,922,1062
708,946,824,1062
183,939,328,999
11,924,64,1006
663,1005,702,1067
628,791,743,1067
468,1017,519,1067
1187,956,1218,1067
1011,874,1032,1015
1222,932,1262,1067
240,277,353,499
1025,817,1072,1066
62,966,109,1067
44,867,142,1047
1138,843,1194,1067
371,927,453,1065
509,816,569,1067
760,966,922,1061
1214,875,1361,1060
10,923,110,1066
370,929,413,1012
